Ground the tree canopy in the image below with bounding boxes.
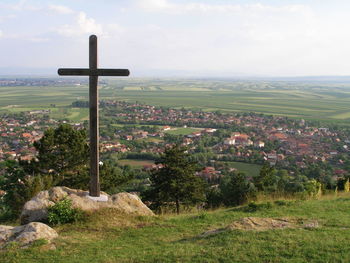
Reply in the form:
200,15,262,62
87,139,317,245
145,145,206,214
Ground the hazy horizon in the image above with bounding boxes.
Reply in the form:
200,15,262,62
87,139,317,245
3,68,350,83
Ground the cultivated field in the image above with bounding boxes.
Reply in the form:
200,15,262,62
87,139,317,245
117,159,155,168
1,79,350,123
164,127,203,135
222,161,262,177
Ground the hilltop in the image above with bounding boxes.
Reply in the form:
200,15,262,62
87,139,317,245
2,194,350,263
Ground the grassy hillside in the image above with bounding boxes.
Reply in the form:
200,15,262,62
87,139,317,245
2,194,350,263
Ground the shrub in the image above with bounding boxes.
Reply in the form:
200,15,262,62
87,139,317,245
47,198,83,225
243,201,272,212
0,161,55,218
220,172,257,206
274,200,294,206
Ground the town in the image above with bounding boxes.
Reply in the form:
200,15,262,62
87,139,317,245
1,100,349,189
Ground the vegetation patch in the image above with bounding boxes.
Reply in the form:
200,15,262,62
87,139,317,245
117,159,155,168
47,199,84,226
164,127,202,135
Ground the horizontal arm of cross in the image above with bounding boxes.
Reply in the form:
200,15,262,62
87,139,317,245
58,68,130,76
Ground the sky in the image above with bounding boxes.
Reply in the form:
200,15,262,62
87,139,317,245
1,0,350,77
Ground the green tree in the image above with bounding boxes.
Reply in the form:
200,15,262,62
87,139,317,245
33,124,89,174
145,145,206,214
99,161,133,194
0,161,54,217
254,163,278,192
31,124,89,187
220,172,256,206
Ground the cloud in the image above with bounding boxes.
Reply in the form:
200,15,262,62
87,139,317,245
1,0,40,11
56,12,103,37
0,30,3,38
135,0,309,15
48,4,73,15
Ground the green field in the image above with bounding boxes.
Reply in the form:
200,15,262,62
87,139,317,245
0,104,89,122
164,127,202,135
117,159,155,168
223,161,262,177
1,79,350,123
3,194,350,262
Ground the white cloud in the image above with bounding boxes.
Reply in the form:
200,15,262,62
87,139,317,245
77,12,103,34
136,0,173,12
1,0,40,11
57,12,103,37
0,30,3,38
48,4,73,15
135,0,309,15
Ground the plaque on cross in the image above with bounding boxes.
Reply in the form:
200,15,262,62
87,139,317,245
58,35,130,197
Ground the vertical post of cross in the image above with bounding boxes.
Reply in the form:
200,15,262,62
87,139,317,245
58,35,129,199
89,35,100,197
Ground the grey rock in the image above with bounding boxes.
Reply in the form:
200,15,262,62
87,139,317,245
0,222,58,249
20,187,154,224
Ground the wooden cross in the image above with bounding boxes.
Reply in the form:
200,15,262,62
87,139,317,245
58,35,129,197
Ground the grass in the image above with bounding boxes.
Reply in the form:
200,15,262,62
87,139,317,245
221,161,262,177
2,193,350,262
164,127,202,135
117,159,155,168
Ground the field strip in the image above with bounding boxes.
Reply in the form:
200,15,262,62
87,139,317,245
227,102,335,113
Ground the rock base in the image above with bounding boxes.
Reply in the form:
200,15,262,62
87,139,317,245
0,222,58,249
20,187,154,224
87,194,109,202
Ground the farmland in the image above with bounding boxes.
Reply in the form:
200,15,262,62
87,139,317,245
164,127,203,135
1,78,350,124
221,161,262,177
117,159,155,168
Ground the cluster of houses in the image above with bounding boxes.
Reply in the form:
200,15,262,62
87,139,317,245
1,100,349,179
103,101,349,168
0,115,50,162
0,113,84,162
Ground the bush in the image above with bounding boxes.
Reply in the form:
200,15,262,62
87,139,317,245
243,201,272,212
0,161,55,218
220,172,257,206
274,200,294,206
47,198,83,225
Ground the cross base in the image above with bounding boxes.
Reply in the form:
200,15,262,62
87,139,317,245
86,194,109,202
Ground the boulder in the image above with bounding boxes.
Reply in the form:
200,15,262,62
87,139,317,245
21,187,154,224
0,222,58,249
20,195,55,224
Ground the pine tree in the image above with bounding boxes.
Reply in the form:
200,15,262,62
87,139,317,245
145,145,206,214
220,172,256,206
33,124,89,174
254,163,278,192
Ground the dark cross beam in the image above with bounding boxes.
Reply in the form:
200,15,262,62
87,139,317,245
58,35,129,197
